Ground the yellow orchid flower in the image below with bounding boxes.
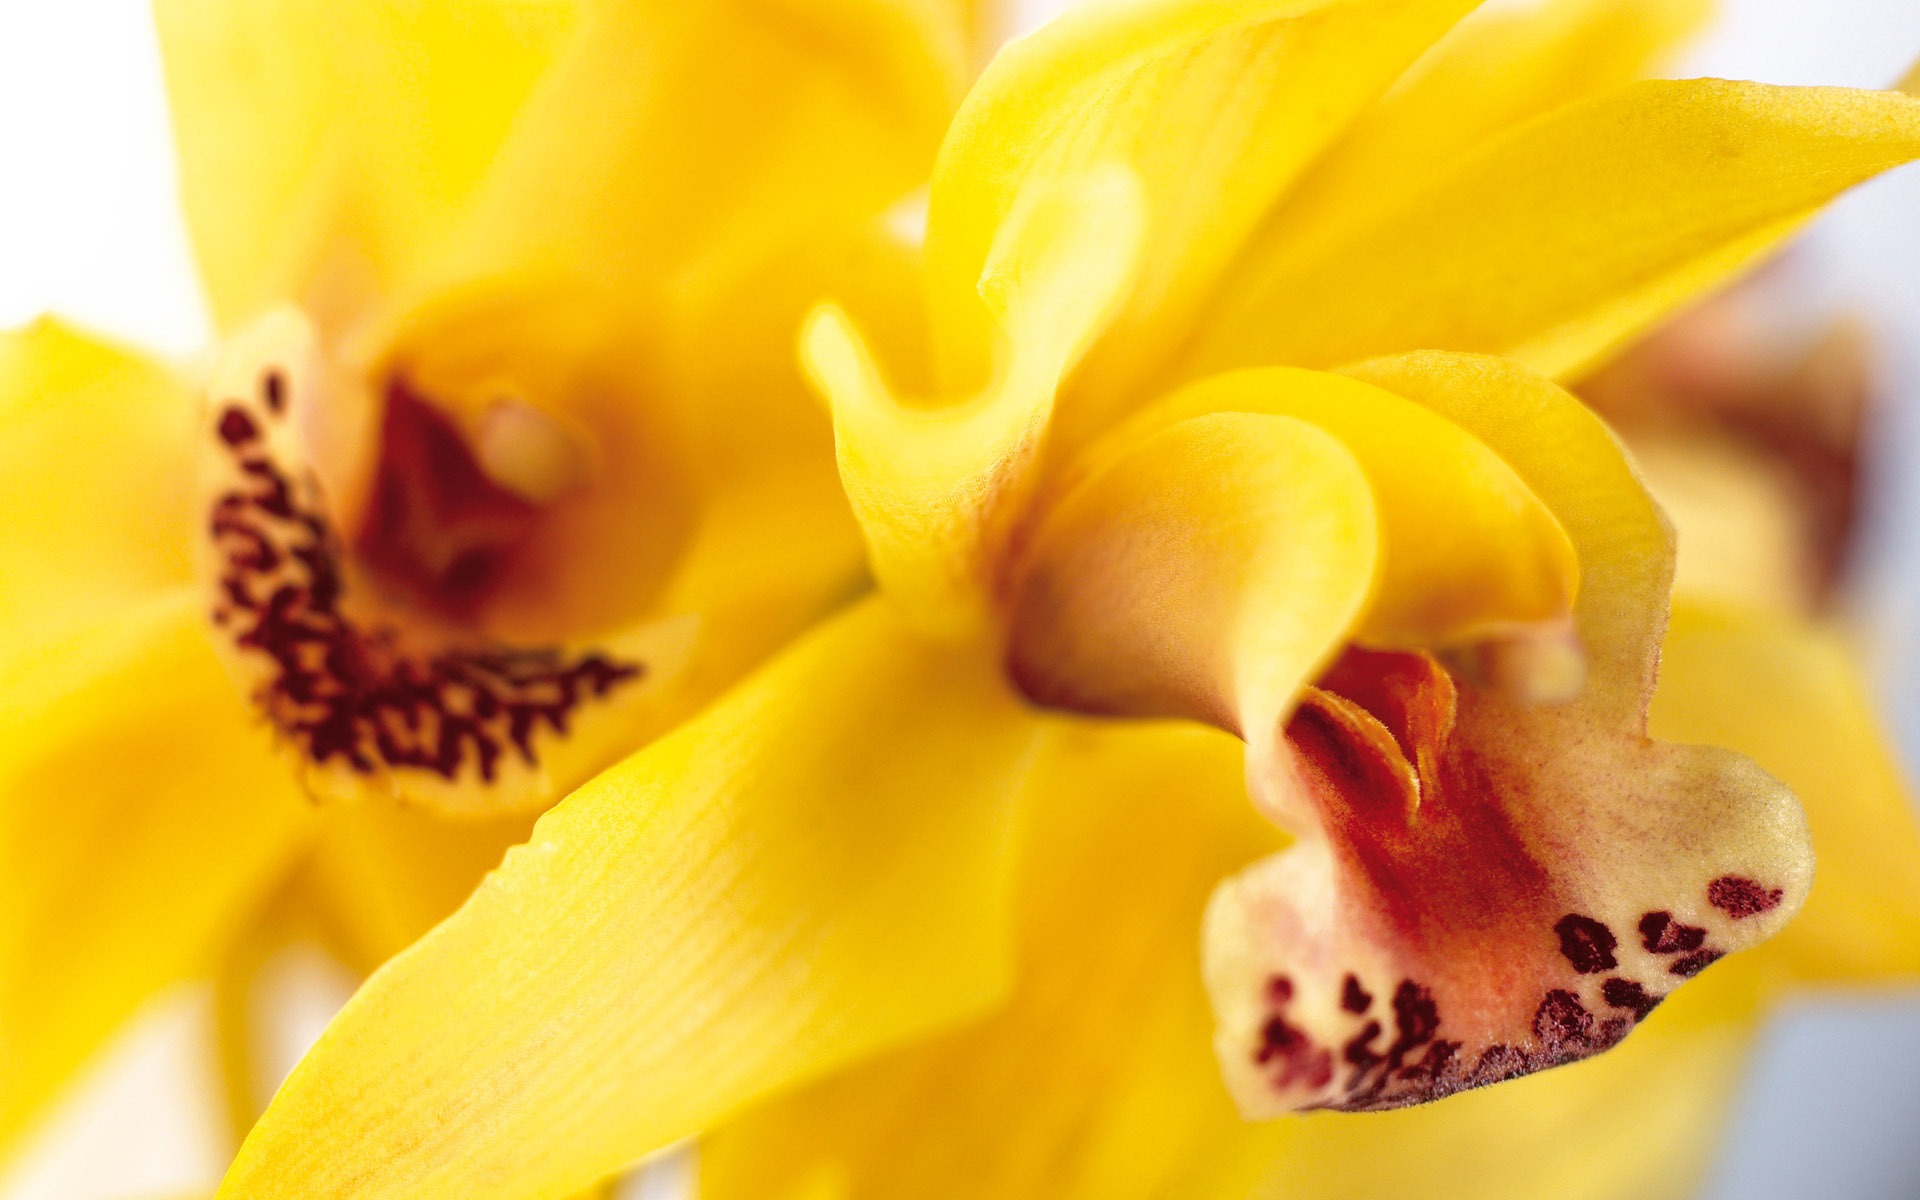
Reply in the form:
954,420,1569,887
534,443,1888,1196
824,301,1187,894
702,293,1920,1200
208,0,1920,1197
1,0,987,1170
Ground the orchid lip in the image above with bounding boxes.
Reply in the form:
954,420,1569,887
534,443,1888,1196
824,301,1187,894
200,314,645,795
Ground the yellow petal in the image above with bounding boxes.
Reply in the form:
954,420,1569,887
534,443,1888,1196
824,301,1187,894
702,719,1285,1200
1346,352,1671,718
1004,407,1377,737
1067,366,1580,650
0,319,196,657
154,0,579,331
424,0,967,311
1652,601,1920,984
1201,354,1809,1113
1260,0,1712,271
809,168,1146,634
1192,80,1920,380
220,598,1040,1200
0,592,312,1154
920,0,1478,425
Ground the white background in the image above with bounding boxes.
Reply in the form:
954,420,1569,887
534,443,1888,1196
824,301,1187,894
4,1,1920,1197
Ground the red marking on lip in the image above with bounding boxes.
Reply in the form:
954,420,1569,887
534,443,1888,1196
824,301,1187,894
353,381,543,623
1341,974,1373,1014
218,406,260,447
1553,913,1618,974
1708,876,1783,919
1532,988,1593,1050
1256,1011,1335,1091
262,369,287,414
1602,976,1660,1020
1667,949,1724,978
206,376,642,785
1638,910,1707,954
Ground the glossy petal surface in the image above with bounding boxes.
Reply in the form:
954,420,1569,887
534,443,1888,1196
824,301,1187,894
1248,0,1711,286
1192,80,1920,380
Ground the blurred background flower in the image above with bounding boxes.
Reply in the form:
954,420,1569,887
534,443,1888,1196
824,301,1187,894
3,1,1920,1198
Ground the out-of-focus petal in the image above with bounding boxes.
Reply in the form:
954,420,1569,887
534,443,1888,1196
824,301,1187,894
1652,601,1920,984
0,320,197,657
1192,80,1920,380
219,598,1040,1200
424,0,967,313
154,0,579,331
0,593,312,1155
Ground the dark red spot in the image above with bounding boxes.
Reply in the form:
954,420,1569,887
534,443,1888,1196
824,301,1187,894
1341,974,1372,1014
1342,1020,1383,1088
218,406,259,447
1266,974,1294,1004
1399,1038,1460,1083
1638,911,1707,954
1472,1044,1528,1084
1532,989,1593,1051
1256,1013,1333,1090
1341,979,1443,1107
205,383,641,784
1708,876,1783,919
1391,980,1440,1050
262,369,287,414
1553,913,1618,974
1668,949,1724,978
1602,976,1661,1020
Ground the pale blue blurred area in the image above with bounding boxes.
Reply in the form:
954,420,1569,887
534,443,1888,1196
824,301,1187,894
1702,997,1920,1200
